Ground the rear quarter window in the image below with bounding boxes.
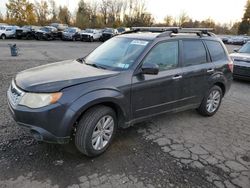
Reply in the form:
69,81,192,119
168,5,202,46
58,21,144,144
205,40,227,61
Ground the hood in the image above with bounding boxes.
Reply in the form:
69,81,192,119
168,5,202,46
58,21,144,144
15,60,119,93
230,53,250,62
36,29,47,34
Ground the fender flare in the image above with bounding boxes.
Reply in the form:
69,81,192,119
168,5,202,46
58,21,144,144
65,89,129,134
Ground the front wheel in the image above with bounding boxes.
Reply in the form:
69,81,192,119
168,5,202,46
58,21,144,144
75,105,117,157
197,85,222,116
1,34,6,40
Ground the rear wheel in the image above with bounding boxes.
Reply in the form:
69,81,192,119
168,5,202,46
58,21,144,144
197,85,222,116
75,105,117,157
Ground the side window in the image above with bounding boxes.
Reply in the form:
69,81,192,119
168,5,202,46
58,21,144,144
182,40,207,66
143,41,179,71
205,40,227,61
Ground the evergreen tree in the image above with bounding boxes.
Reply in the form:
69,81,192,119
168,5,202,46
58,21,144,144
238,0,250,34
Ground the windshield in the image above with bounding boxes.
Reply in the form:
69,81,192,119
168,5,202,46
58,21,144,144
104,29,113,33
65,28,76,33
85,29,94,33
84,37,150,70
41,27,50,32
239,43,250,53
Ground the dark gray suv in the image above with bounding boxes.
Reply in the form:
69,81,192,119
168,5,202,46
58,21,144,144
7,28,233,157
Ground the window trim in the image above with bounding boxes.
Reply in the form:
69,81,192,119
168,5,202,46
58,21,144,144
138,39,181,72
180,39,210,68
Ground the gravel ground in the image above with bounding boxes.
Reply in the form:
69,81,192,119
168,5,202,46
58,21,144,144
0,40,249,188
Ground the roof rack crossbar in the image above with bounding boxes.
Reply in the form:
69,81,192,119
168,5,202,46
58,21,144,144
121,27,215,37
157,27,215,38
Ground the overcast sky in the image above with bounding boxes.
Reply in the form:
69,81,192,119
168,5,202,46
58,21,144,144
0,0,247,24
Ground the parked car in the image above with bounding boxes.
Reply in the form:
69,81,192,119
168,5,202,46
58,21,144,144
81,29,102,42
7,27,233,157
35,26,58,40
50,23,68,31
230,41,250,80
62,27,81,41
0,25,19,39
50,23,68,39
227,36,249,45
219,35,231,44
117,27,130,34
16,25,40,40
100,28,118,42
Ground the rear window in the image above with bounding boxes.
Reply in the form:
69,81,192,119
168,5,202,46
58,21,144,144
182,40,207,66
205,40,227,61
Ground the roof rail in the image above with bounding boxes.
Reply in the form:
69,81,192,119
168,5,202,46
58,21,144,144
121,27,180,35
157,27,215,38
131,27,180,32
122,27,215,38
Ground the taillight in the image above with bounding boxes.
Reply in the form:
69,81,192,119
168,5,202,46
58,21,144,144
228,60,234,73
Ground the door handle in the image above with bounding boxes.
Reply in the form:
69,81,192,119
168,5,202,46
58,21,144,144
172,75,183,80
207,68,214,73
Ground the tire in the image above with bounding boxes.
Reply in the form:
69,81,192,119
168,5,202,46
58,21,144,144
90,37,94,42
197,85,223,117
75,105,117,157
1,34,6,40
26,34,31,40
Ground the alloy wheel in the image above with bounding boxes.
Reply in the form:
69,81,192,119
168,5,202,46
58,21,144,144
206,90,221,113
91,115,114,150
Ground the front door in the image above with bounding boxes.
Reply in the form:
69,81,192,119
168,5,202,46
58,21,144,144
131,40,183,119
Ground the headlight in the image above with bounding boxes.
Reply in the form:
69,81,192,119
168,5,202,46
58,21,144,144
19,92,62,109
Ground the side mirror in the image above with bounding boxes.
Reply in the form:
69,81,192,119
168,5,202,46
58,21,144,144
234,48,239,52
141,63,159,75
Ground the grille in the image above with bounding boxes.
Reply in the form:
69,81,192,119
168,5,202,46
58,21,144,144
81,34,90,39
7,81,24,106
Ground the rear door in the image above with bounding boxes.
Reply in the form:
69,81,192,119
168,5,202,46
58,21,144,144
180,39,215,106
131,40,183,119
204,40,230,79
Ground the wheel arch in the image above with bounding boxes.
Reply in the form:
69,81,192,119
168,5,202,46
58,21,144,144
67,89,129,137
214,82,226,96
75,101,126,128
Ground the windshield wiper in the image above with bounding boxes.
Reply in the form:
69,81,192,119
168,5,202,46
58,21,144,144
85,63,107,70
76,57,85,63
77,58,107,69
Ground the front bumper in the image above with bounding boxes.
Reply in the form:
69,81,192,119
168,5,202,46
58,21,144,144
233,63,250,81
62,35,73,40
7,97,74,144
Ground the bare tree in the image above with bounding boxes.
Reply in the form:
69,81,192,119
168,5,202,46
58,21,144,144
178,11,190,27
100,0,110,25
164,15,174,26
49,0,58,22
35,0,50,25
58,6,71,24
